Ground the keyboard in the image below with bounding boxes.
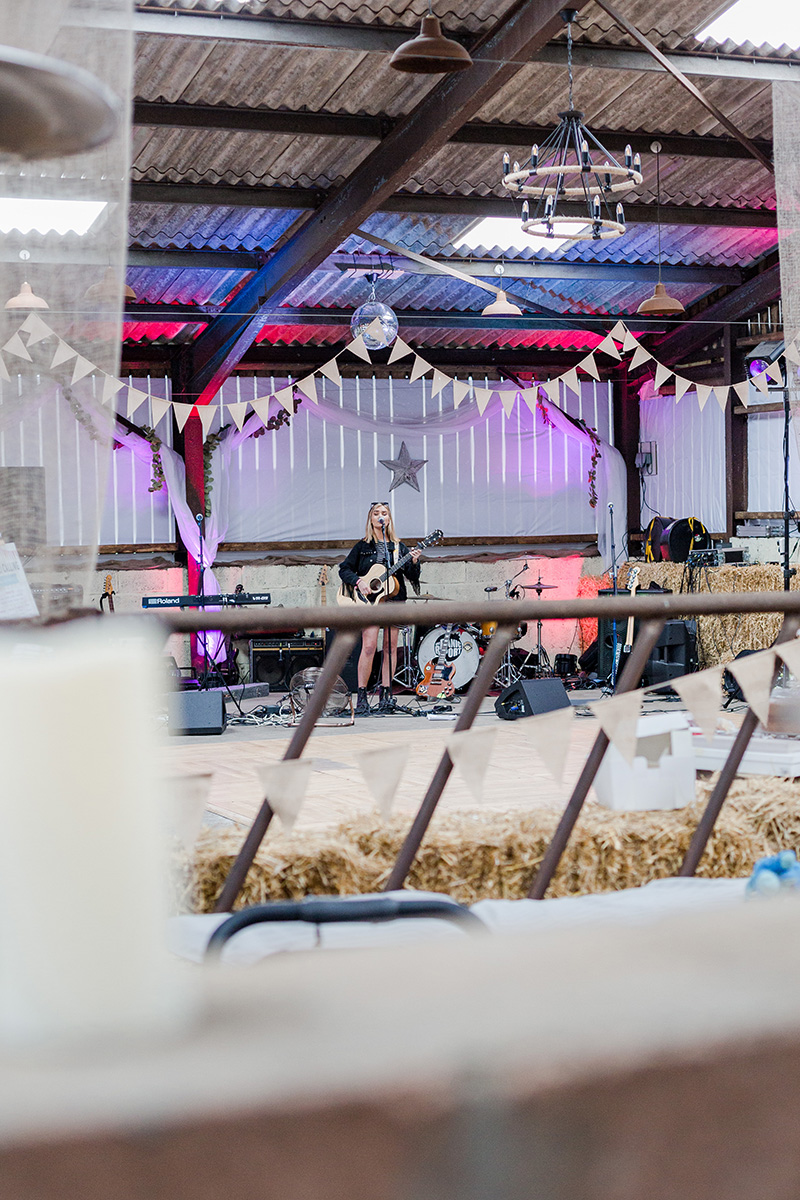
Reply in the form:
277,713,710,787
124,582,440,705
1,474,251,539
141,593,271,608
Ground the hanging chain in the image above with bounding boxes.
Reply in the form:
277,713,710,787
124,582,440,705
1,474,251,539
656,147,662,283
567,18,574,110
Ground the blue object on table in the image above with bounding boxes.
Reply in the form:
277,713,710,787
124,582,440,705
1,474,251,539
746,850,800,897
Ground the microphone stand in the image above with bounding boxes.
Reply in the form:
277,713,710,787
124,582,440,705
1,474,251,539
607,502,620,692
379,518,394,712
196,512,212,690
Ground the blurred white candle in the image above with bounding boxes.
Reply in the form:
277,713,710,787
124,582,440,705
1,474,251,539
0,619,190,1048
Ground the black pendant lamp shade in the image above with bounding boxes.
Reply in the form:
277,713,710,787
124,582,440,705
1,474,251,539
389,14,473,73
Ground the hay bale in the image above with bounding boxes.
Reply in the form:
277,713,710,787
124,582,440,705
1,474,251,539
619,561,795,667
187,777,800,912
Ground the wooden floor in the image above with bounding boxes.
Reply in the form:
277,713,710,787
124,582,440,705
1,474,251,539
160,699,603,832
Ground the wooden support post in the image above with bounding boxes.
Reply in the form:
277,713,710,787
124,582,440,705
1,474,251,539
613,369,641,545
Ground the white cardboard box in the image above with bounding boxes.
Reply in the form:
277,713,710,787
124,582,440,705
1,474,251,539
595,713,696,812
694,731,800,777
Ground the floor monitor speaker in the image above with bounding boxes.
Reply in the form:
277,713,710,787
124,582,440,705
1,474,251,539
495,677,571,721
168,690,227,736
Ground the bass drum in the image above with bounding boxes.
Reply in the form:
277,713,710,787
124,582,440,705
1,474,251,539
417,626,480,692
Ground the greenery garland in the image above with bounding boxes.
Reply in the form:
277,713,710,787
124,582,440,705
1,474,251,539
572,416,602,509
141,425,165,492
62,384,106,444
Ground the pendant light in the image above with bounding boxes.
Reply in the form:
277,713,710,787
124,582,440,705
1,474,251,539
481,291,522,317
637,141,685,316
84,266,137,304
389,1,473,74
5,281,49,310
350,273,398,348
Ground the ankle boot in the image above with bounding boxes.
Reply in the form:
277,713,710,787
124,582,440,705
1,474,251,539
378,686,396,713
354,686,371,716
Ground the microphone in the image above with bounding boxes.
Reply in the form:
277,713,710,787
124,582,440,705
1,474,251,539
379,517,386,527
607,503,613,513
196,513,204,524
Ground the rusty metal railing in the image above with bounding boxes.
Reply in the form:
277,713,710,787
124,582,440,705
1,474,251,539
160,591,800,908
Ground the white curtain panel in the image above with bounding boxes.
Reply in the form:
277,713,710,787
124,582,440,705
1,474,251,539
639,389,726,532
222,377,625,566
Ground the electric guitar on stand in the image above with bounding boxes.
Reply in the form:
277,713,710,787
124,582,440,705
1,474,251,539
613,565,640,685
336,529,442,606
416,623,456,699
318,564,328,607
100,574,115,613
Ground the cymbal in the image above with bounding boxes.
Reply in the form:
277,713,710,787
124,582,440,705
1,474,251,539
520,583,558,591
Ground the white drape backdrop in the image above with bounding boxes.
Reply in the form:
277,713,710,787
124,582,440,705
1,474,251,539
638,385,726,532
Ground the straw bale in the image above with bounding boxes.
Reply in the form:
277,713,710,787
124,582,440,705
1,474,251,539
619,561,797,667
187,776,800,912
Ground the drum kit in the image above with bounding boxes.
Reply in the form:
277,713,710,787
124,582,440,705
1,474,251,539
395,567,557,694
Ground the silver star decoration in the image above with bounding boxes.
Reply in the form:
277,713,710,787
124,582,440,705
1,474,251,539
379,441,428,492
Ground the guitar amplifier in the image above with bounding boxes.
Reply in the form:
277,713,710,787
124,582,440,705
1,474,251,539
250,636,325,689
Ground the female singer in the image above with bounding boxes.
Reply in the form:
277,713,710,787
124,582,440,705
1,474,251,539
338,501,421,714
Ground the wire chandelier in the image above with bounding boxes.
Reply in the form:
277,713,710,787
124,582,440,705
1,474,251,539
501,9,642,242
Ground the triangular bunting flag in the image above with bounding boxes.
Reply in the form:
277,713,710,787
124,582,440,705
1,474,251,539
126,386,148,420
622,328,639,354
365,318,384,342
561,367,581,398
608,320,628,343
654,361,673,389
409,354,432,384
448,728,498,803
766,359,784,384
452,380,471,408
198,404,218,437
0,354,9,382
3,331,32,361
516,706,574,786
150,396,170,428
674,376,692,402
70,356,94,385
696,384,712,411
751,370,770,395
319,357,341,387
520,386,539,413
784,340,800,367
776,637,800,681
173,403,195,433
629,344,652,371
19,313,53,345
543,379,561,403
50,340,77,369
101,374,124,406
348,333,372,363
251,398,272,427
430,369,451,399
732,380,751,406
729,649,776,726
227,401,248,431
596,335,622,360
578,353,600,380
296,375,317,404
672,666,724,743
274,384,294,412
498,387,517,417
256,759,313,834
592,690,643,765
357,744,408,821
388,336,413,364
475,387,493,414
714,385,730,411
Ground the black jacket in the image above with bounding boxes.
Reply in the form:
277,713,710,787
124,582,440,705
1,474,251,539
338,539,420,602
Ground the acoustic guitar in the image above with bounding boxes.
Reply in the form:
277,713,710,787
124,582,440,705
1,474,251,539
336,529,442,606
416,623,456,699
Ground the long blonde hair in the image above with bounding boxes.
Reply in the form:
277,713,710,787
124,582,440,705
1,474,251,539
364,502,398,545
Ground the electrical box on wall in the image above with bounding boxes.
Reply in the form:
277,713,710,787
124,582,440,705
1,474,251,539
636,441,657,475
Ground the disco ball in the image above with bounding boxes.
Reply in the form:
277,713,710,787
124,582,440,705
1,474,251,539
289,668,351,717
350,300,398,350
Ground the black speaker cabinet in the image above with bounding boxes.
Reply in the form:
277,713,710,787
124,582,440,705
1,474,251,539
495,677,571,721
168,690,227,736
